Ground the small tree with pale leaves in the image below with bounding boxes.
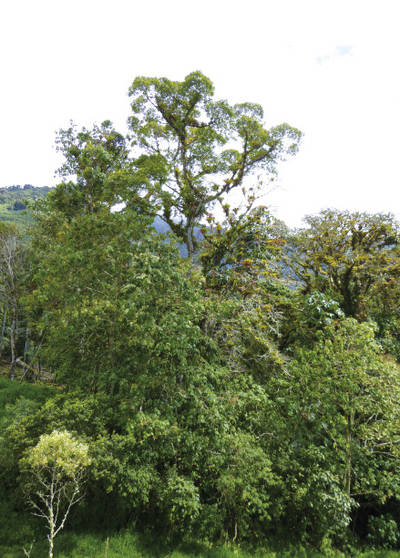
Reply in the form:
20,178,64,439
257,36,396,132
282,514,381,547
21,430,91,558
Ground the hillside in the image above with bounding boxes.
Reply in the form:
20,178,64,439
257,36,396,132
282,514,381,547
0,186,202,255
0,185,52,229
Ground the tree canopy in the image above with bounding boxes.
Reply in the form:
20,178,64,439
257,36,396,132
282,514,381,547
128,71,302,257
287,209,400,318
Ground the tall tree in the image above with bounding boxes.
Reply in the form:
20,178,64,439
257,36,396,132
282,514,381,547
287,209,400,318
128,71,302,258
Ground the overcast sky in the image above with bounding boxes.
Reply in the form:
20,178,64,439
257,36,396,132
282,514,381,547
1,0,399,227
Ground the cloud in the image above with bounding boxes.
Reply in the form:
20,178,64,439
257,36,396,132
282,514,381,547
316,44,354,64
335,45,353,56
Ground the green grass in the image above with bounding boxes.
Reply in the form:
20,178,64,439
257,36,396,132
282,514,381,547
2,529,400,558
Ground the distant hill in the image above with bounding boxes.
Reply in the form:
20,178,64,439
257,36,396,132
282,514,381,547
0,186,201,254
0,185,52,229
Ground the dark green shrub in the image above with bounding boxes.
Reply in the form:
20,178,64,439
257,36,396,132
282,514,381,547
367,514,400,549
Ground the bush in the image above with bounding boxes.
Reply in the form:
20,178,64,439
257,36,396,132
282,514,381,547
367,514,400,549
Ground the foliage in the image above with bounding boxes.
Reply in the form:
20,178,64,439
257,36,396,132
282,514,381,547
0,379,56,522
287,319,400,513
287,210,400,318
276,290,345,352
200,206,285,294
128,71,301,257
51,120,148,218
367,514,400,549
25,429,90,475
28,208,205,392
0,377,54,412
21,430,91,558
4,72,400,553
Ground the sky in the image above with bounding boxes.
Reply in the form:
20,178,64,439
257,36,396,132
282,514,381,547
1,0,399,227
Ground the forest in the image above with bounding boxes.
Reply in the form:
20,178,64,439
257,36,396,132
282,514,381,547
1,71,400,558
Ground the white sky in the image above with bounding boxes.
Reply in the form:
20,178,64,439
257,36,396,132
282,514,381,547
1,0,399,227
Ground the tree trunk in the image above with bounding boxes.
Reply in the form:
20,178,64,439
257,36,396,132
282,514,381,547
16,358,40,381
185,225,195,260
23,327,30,375
9,311,17,380
0,309,6,354
48,479,55,558
48,525,54,558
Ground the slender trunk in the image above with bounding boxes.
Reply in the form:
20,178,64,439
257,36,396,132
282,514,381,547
186,226,194,260
48,478,55,558
0,309,6,353
233,520,238,542
48,525,54,558
23,327,29,376
10,316,16,362
9,310,17,380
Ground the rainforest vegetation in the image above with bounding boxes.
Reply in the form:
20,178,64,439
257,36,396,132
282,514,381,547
1,72,400,557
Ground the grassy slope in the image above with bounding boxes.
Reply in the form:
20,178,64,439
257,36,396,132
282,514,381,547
0,203,34,228
0,185,51,230
0,377,55,420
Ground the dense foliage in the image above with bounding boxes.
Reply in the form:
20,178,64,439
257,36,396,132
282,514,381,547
1,72,400,557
